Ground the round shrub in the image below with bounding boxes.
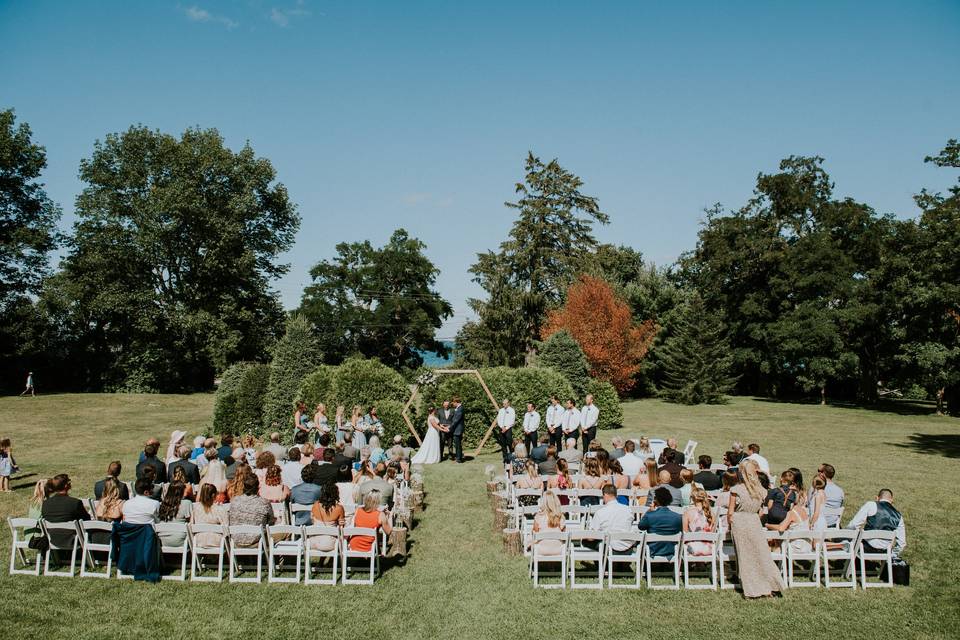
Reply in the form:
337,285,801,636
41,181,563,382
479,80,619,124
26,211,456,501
213,362,253,434
331,357,409,410
373,399,416,447
587,377,623,429
296,365,335,409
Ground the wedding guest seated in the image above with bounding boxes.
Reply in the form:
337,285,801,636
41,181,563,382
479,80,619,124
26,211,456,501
848,488,906,556
169,464,195,500
122,478,161,524
609,436,625,460
41,474,90,549
658,437,685,465
532,490,566,555
156,480,191,547
281,447,304,489
190,435,206,462
138,437,161,463
722,450,739,468
200,449,228,501
510,442,529,477
657,450,683,487
353,460,375,485
137,465,164,500
590,484,635,552
262,432,287,463
516,459,543,506
609,459,630,504
815,463,845,526
225,446,247,480
744,442,769,474
309,483,345,551
730,441,746,465
189,484,228,547
618,440,644,477
577,457,605,506
367,435,385,465
332,445,355,482
94,461,130,500
290,463,325,525
679,468,695,506
258,464,290,503
217,434,234,461
136,441,167,483
646,470,680,507
547,458,573,505
196,438,217,471
715,470,739,521
638,487,683,558
632,458,656,506
683,487,716,556
537,446,558,476
765,470,799,526
254,451,276,481
636,437,654,460
168,445,200,485
530,434,550,463
228,474,275,547
359,462,394,507
558,438,582,464
693,455,722,490
342,433,359,461
316,449,342,486
95,477,125,523
240,435,257,466
348,490,392,553
300,443,315,466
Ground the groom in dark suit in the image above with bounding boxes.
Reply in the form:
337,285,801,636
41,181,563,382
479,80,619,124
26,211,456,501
450,397,465,463
439,400,455,460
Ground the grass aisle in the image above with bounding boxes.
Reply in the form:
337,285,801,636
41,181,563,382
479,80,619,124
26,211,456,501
0,395,958,638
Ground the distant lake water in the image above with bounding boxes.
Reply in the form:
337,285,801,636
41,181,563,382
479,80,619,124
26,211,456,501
419,341,454,368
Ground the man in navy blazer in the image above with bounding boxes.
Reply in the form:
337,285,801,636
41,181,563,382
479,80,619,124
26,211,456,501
638,487,683,559
449,397,465,463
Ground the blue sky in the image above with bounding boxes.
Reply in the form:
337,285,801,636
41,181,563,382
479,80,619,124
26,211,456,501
2,1,958,338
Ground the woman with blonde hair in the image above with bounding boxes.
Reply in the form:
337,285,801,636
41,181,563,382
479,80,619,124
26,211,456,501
351,405,366,448
335,405,347,444
632,458,657,506
25,479,48,542
227,464,254,500
683,486,716,556
532,490,566,555
726,459,784,598
200,448,228,501
95,477,125,522
300,443,315,466
515,459,542,507
190,483,227,547
637,437,653,459
313,403,329,438
577,457,605,506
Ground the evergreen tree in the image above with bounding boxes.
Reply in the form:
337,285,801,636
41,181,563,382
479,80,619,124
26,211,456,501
658,294,738,404
537,330,590,396
262,314,323,435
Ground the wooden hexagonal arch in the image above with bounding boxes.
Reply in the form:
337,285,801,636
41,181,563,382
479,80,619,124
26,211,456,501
401,369,501,457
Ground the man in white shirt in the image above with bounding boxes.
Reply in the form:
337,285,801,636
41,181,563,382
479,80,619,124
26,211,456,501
521,402,540,455
545,396,563,449
580,393,600,451
121,478,161,524
281,447,305,488
744,443,770,474
617,439,644,477
495,399,516,463
561,399,581,446
848,488,906,556
589,484,636,552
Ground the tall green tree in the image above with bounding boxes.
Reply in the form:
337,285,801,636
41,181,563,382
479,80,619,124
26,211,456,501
458,152,607,364
0,109,62,388
298,229,452,371
51,125,298,391
262,314,323,435
537,330,590,396
658,293,738,404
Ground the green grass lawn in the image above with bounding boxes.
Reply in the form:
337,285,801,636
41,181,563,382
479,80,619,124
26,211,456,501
0,394,958,639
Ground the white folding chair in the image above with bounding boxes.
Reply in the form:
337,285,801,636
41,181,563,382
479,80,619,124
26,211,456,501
682,440,698,461
643,533,681,589
717,530,738,589
517,506,540,554
342,527,379,585
823,505,845,529
512,489,542,512
857,530,896,588
605,531,645,589
576,489,602,508
154,522,190,581
78,520,114,578
561,505,585,531
7,517,42,575
765,530,788,584
682,531,719,590
41,520,80,577
227,525,266,583
529,531,568,589
822,529,859,588
616,488,636,506
629,505,648,524
568,530,605,589
304,525,341,585
649,438,667,461
189,523,227,582
267,524,304,583
289,503,313,525
785,530,821,587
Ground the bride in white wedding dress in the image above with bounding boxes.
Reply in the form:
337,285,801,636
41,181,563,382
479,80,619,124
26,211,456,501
411,407,444,464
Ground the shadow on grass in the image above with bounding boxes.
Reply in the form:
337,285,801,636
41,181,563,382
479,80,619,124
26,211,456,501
753,396,941,416
890,433,960,459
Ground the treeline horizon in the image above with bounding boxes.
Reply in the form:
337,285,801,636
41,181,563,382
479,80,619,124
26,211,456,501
1,108,957,413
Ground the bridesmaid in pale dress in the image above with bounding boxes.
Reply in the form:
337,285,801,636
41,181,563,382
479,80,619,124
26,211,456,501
683,487,717,556
726,459,785,598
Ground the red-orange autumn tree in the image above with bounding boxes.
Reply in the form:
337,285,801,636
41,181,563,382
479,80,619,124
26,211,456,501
542,275,658,394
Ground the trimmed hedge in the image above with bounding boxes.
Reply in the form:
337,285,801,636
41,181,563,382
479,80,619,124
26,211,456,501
420,367,575,451
375,399,414,447
295,365,335,409
212,362,253,435
330,357,409,409
587,377,623,430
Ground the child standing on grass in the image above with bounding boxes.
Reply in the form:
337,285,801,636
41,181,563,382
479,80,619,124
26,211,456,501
0,438,17,491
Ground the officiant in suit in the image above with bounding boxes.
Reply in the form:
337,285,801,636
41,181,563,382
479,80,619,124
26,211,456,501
449,397,465,463
439,400,455,460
